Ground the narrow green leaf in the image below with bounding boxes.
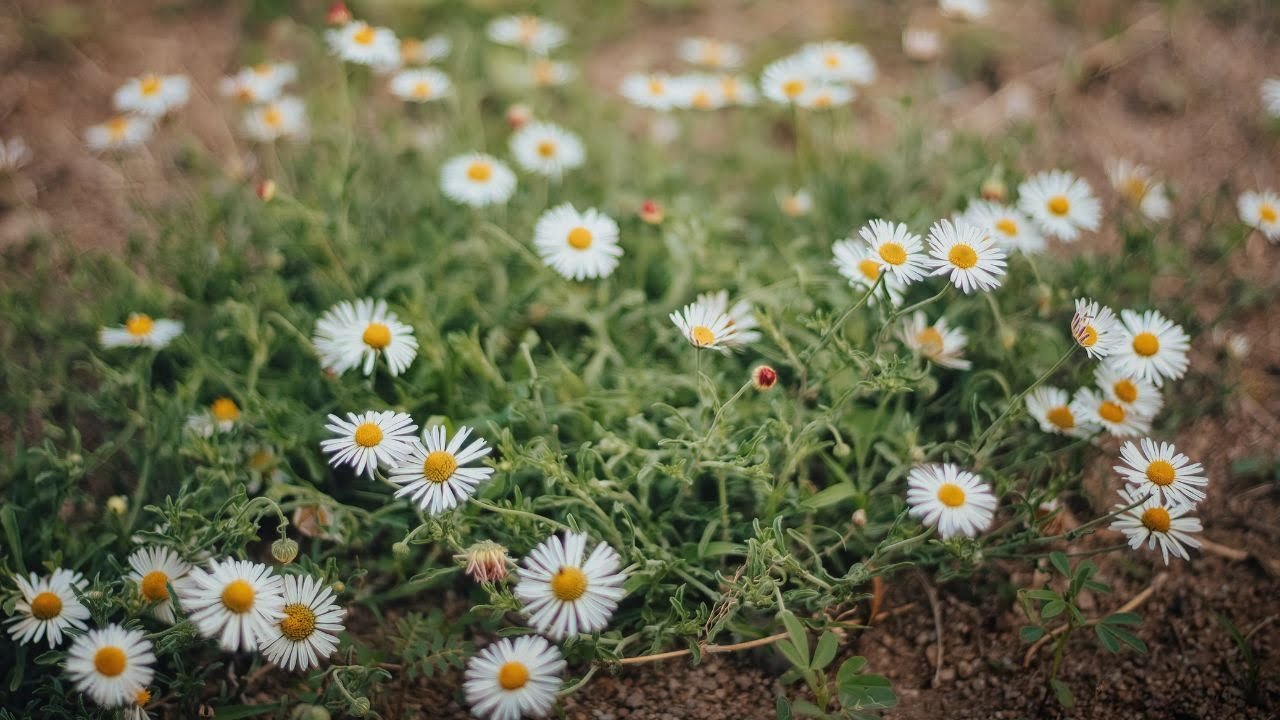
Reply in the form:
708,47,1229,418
775,695,793,720
1040,600,1066,619
775,639,809,670
0,507,24,574
1110,627,1148,654
802,483,857,510
1094,624,1120,653
1020,626,1045,643
779,610,810,663
1049,551,1070,577
1102,612,1141,626
1050,678,1075,708
811,631,839,670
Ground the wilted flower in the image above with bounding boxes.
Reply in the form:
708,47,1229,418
457,541,512,584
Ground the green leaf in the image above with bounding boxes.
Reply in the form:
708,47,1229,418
775,639,809,670
1102,612,1141,626
1094,624,1120,653
791,698,826,717
802,483,857,510
839,655,867,675
837,657,897,710
1050,678,1075,708
1022,589,1059,602
811,631,839,670
1040,600,1066,619
1109,627,1148,654
1049,551,1070,577
779,610,810,663
775,695,793,720
1019,626,1045,643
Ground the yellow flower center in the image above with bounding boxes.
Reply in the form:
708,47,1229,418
126,314,154,337
1113,379,1138,403
140,76,162,97
567,227,593,250
1259,204,1277,223
352,25,376,46
1146,460,1176,487
536,140,557,158
498,661,530,690
995,217,1018,236
691,325,716,346
422,450,459,483
782,79,805,98
401,39,422,60
1048,195,1071,216
824,52,841,69
812,93,833,108
936,483,966,508
693,90,713,109
857,258,881,281
878,242,906,266
550,566,588,601
107,117,131,140
948,244,978,269
916,326,944,357
648,79,666,95
94,646,127,677
1122,177,1149,204
1132,332,1160,357
30,591,63,620
363,322,392,349
1141,506,1171,533
533,60,556,85
136,689,152,707
1077,325,1098,347
211,397,240,422
412,82,432,99
517,16,540,42
1046,406,1075,430
280,602,317,641
701,43,723,65
1098,401,1126,423
140,570,170,602
467,162,492,182
720,76,740,100
353,422,383,448
263,107,283,128
221,579,255,613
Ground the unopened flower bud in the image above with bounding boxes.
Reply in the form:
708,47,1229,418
456,540,511,584
751,364,778,391
349,697,371,716
980,178,1007,203
639,199,664,225
106,495,128,516
291,705,332,720
506,103,532,129
325,1,352,26
256,179,276,202
851,508,868,527
272,538,299,564
392,541,410,559
833,442,851,459
331,581,345,594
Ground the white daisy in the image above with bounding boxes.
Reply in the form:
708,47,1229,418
900,311,971,370
1017,170,1101,242
960,200,1045,254
1070,298,1121,360
1109,309,1191,387
620,73,682,111
313,298,418,377
127,547,193,624
99,313,183,350
260,574,345,671
1094,363,1164,420
831,238,905,305
388,68,452,103
401,34,452,65
857,219,928,284
800,41,877,85
777,188,814,217
670,297,748,353
673,73,729,111
0,136,32,172
696,290,761,347
85,116,154,153
1261,78,1280,118
906,464,996,540
515,532,628,640
532,204,623,280
510,122,585,178
761,56,814,105
796,83,855,110
440,153,517,207
1106,159,1170,221
185,397,242,437
243,96,308,142
64,624,155,708
925,219,1007,293
1025,386,1096,438
1072,388,1151,437
219,63,297,104
678,37,744,70
326,21,400,71
320,410,420,478
1109,487,1201,564
179,558,286,652
486,15,566,55
6,569,89,648
522,58,577,88
126,688,155,720
464,635,565,720
113,74,190,117
940,0,990,21
1237,190,1280,241
717,74,759,106
1115,438,1208,507
388,425,495,515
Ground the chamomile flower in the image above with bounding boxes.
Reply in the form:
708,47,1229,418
388,425,494,515
796,83,855,110
900,311,971,370
179,559,285,652
99,313,183,349
1109,487,1201,564
1261,78,1280,118
670,297,748,353
400,34,451,65
620,73,681,111
1109,309,1191,387
326,21,400,71
523,58,576,88
1115,438,1208,506
761,56,814,105
313,298,419,377
389,68,452,103
533,204,622,280
510,122,585,178
85,116,154,153
831,238,905,305
127,547,193,624
925,219,1007,293
1070,298,1121,360
800,42,877,85
185,397,242,437
1017,170,1101,242
695,290,761,347
486,15,566,55
440,153,517,207
717,74,759,106
940,0,990,21
674,73,728,111
906,464,997,540
243,96,308,142
126,689,154,720
64,624,155,707
1073,388,1151,437
113,74,190,117
515,533,628,640
464,635,565,720
219,63,297,104
858,219,928,284
6,569,89,648
1025,386,1097,438
320,411,420,478
1237,190,1280,241
1106,159,1170,221
1094,363,1164,420
777,188,814,217
678,37,744,70
260,574,345,671
960,200,1045,254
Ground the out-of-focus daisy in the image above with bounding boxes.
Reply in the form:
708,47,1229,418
86,116,154,153
903,28,942,62
440,153,517,207
777,188,813,217
464,635,565,720
64,624,155,708
6,569,89,648
800,42,877,85
126,689,154,720
696,290,761,347
113,74,190,117
458,541,512,584
1115,438,1208,506
321,410,420,478
313,298,418,377
533,204,622,280
401,34,451,65
388,425,494,515
186,397,242,437
389,68,452,103
99,313,183,350
1109,487,1201,564
515,532,628,640
486,15,566,55
510,122,585,178
1109,309,1190,387
960,200,1045,254
1017,170,1101,242
0,136,32,172
1070,298,1120,360
858,219,928,284
1237,190,1280,241
670,295,754,353
832,237,906,305
940,0,990,21
326,21,400,71
796,83,855,110
1261,78,1280,118
620,72,681,111
1107,159,1170,221
219,63,297,104
524,58,576,88
1025,386,1096,438
1094,363,1164,420
906,464,996,539
718,74,759,106
761,56,814,105
674,73,728,111
180,559,285,652
243,96,308,142
900,311,971,370
127,547,193,624
925,219,1006,293
260,574,345,671
678,37,744,70
1072,388,1151,437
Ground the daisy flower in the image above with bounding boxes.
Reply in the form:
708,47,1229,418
85,116,154,153
523,58,577,88
858,219,928,284
243,96,308,142
796,83,855,110
64,624,155,708
179,558,285,652
186,397,242,437
515,532,628,640
1070,298,1121,360
464,635,565,720
1094,363,1164,420
800,41,877,85
486,15,566,55
670,297,748,353
440,153,517,207
219,63,297,104
674,73,728,111
903,28,943,62
718,74,759,106
326,21,400,71
1017,170,1101,242
388,425,494,515
6,569,89,647
127,547,193,624
1109,309,1191,387
458,540,512,584
260,574,345,671
1106,159,1170,221
113,74,190,117
906,464,997,540
1115,438,1208,506
761,56,815,105
695,290,761,347
925,219,1007,293
321,410,420,478
1072,388,1151,437
940,0,990,21
960,200,1045,254
1109,487,1201,564
533,204,623,281
1237,190,1280,241
388,68,452,103
777,188,814,217
401,34,451,65
510,122,585,178
0,136,32,172
678,37,744,70
900,311,971,370
1025,386,1097,438
1261,78,1280,118
313,298,418,377
620,72,682,111
99,313,183,349
831,238,905,305
126,689,154,720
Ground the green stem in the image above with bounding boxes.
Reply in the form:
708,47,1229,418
809,273,884,357
472,498,571,532
972,345,1077,459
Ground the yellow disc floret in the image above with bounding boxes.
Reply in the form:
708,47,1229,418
140,571,170,602
280,603,317,641
30,591,63,620
498,661,530,690
94,646,127,677
422,450,459,483
354,423,383,448
550,566,588,601
221,579,256,614
936,483,966,508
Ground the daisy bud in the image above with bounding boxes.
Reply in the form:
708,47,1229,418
256,179,276,202
325,1,352,26
331,581,346,593
392,541,410,559
751,364,778,390
999,326,1017,350
106,495,128,516
457,540,511,584
506,103,532,129
980,178,1007,203
833,442,851,459
271,537,299,564
291,705,332,720
851,508,868,527
639,199,665,225
349,698,371,716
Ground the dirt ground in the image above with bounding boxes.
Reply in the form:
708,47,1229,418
3,0,1278,718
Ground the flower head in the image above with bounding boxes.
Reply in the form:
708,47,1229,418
1107,159,1170,221
458,541,512,584
179,559,286,652
670,293,758,353
114,74,190,117
940,0,990,21
799,41,877,85
1025,386,1097,438
857,219,928,284
1017,170,1101,242
486,15,566,55
925,219,1006,293
6,569,89,648
1115,438,1208,507
440,153,517,207
906,464,996,539
389,68,452,103
510,122,585,179
1094,363,1164,420
388,425,494,515
959,200,1045,254
313,298,418,377
99,313,183,349
1262,78,1280,118
65,624,156,708
321,410,420,478
86,117,154,153
259,574,345,671
0,136,32,172
620,73,681,111
1238,190,1280,241
678,37,744,70
1109,309,1190,387
400,34,451,65
1072,388,1151,437
761,56,814,105
533,204,623,280
1109,488,1201,564
326,21,400,71
127,547,193,624
1070,298,1121,360
900,311,971,370
464,635,565,720
639,199,665,224
752,365,779,391
777,188,814,217
515,533,628,639
186,397,242,437
243,96,309,142
219,63,297,104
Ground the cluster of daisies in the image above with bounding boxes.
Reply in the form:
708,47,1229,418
85,72,190,153
220,61,308,143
